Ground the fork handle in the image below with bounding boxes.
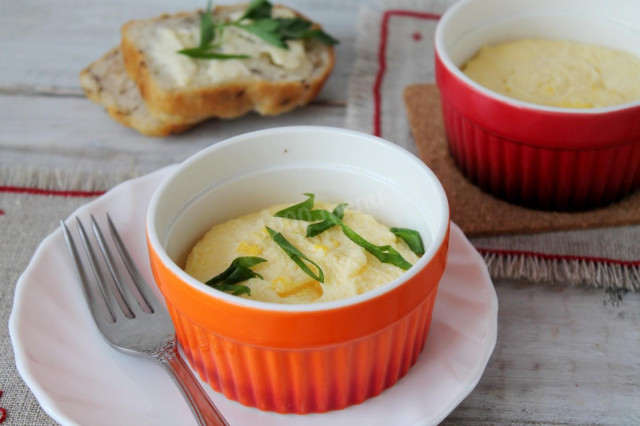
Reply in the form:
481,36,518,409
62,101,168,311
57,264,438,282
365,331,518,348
154,340,230,426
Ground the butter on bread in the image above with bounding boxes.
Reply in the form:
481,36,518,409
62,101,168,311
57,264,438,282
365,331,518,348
120,4,335,120
79,47,204,136
80,3,335,136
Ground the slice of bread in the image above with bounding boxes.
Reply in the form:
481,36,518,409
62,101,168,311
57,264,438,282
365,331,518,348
80,47,205,136
120,4,335,119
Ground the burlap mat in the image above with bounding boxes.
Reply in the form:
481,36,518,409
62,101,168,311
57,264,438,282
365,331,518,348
404,83,640,237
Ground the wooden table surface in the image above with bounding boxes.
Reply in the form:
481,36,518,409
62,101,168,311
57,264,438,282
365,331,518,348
2,0,639,425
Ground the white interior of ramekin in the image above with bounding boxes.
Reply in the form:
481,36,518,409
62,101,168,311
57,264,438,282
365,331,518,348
435,0,640,113
147,126,450,312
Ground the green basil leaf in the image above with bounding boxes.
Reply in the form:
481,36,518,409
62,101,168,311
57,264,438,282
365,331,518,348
274,17,312,39
274,193,316,220
240,19,287,48
299,28,340,45
224,265,263,284
390,227,425,256
240,0,273,20
204,256,266,295
306,203,346,237
332,203,347,219
266,227,324,282
181,1,338,62
199,0,216,47
339,224,413,270
177,47,250,60
212,282,252,296
231,256,267,269
273,194,340,224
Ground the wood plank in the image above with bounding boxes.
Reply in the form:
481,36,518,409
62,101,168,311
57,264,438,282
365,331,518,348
0,94,346,150
0,94,346,187
0,0,359,103
444,281,640,425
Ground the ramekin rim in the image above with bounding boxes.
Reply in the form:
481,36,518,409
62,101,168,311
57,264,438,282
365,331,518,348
434,0,640,115
146,126,451,313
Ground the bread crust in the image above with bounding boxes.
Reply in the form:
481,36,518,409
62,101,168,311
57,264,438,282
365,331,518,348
120,5,335,119
79,47,203,137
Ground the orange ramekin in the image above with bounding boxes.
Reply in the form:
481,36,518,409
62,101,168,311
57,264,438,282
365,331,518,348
146,127,450,413
435,0,640,210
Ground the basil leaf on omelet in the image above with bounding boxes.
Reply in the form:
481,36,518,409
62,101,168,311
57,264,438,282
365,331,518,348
204,256,266,295
266,226,325,283
306,203,346,237
390,227,425,256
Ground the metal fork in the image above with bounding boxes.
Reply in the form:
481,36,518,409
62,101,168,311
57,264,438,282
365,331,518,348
61,214,229,426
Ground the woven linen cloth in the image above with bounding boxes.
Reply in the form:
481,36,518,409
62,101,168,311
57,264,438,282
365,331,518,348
1,190,94,425
345,0,640,290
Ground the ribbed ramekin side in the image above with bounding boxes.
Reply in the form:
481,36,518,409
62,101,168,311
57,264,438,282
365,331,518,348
441,100,640,210
166,292,438,414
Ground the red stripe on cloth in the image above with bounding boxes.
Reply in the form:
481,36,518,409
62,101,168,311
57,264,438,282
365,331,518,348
476,247,640,267
373,10,441,136
0,186,105,198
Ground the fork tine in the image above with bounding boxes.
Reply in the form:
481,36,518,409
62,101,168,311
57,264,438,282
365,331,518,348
76,217,129,322
89,215,135,319
106,213,155,314
61,220,116,324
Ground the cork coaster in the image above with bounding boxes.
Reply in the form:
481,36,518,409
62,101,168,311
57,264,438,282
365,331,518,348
403,83,640,237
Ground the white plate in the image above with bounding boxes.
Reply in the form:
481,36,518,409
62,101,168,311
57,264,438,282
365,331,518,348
9,166,498,426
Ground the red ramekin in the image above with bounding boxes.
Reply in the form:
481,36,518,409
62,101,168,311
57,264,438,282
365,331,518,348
435,0,640,210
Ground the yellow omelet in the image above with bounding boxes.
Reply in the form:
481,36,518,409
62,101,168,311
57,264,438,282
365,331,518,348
184,202,419,304
462,39,640,108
